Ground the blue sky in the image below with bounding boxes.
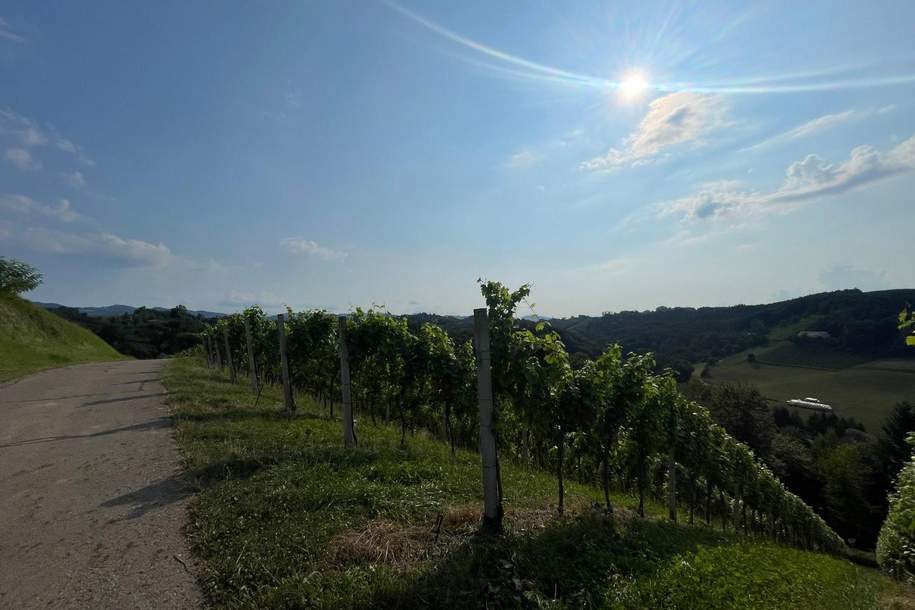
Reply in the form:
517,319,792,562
2,1,913,316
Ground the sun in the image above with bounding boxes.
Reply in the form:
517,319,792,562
618,70,650,101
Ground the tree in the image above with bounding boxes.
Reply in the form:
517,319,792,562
591,345,626,511
0,257,42,294
878,434,915,582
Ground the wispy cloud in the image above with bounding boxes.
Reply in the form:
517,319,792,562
742,106,897,152
61,170,86,189
505,148,541,169
0,108,95,166
0,17,25,44
0,194,78,222
581,92,730,171
279,237,347,261
4,227,173,268
662,133,915,222
4,147,41,170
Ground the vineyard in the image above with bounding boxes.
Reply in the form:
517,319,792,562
198,281,844,555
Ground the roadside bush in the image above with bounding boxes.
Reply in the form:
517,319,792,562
876,433,915,582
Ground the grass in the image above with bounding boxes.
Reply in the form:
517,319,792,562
165,356,914,609
697,333,915,434
0,292,127,381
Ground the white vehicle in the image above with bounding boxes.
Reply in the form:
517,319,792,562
787,397,833,412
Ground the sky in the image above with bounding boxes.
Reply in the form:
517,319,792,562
1,1,914,317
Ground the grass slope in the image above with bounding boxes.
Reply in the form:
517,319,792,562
0,292,127,381
165,356,913,609
701,336,915,434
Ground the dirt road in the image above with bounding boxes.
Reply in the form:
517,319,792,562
0,360,201,609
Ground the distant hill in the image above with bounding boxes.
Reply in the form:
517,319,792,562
33,301,225,319
42,304,211,359
406,289,915,380
0,293,127,381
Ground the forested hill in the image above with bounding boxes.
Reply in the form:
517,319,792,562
407,289,915,380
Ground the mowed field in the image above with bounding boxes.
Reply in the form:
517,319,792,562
701,340,915,434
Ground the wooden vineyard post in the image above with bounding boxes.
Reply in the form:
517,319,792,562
277,314,295,414
214,335,223,369
474,307,502,532
244,318,258,394
203,335,212,366
223,329,237,383
338,316,355,448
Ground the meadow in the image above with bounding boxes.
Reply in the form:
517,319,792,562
164,355,911,609
702,340,915,434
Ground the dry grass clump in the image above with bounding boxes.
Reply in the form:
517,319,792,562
328,518,448,568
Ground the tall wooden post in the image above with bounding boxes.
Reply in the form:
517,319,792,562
214,335,223,369
668,401,678,523
203,335,212,366
244,318,258,394
338,316,355,448
474,308,502,532
277,314,295,413
223,329,237,383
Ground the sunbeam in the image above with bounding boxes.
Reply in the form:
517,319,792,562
385,0,915,95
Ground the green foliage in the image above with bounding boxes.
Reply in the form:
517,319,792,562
165,357,902,609
0,257,42,294
878,434,915,583
614,542,888,609
0,291,126,380
206,280,846,559
51,304,209,358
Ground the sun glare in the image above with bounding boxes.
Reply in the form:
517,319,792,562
618,71,650,101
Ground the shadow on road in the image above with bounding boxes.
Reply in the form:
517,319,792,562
81,392,168,407
101,471,194,520
0,417,173,449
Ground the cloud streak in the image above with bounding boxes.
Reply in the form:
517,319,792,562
742,106,896,152
4,147,41,170
280,237,347,261
662,133,915,222
0,194,78,222
0,17,25,43
0,108,95,166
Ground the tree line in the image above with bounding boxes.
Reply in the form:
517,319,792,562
199,280,845,554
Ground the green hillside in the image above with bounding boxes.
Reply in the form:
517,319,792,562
699,334,915,434
0,292,127,381
165,356,914,609
409,289,915,382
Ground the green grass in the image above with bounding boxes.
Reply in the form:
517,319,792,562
0,293,127,381
165,356,913,609
697,334,915,434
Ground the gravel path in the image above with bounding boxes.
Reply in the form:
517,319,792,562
0,359,202,609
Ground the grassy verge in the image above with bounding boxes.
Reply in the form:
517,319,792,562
165,356,913,609
0,293,128,381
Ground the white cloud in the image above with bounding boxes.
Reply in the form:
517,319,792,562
279,237,347,261
663,133,915,222
61,170,86,189
0,17,25,43
0,194,78,222
582,92,729,171
742,107,891,152
505,149,541,169
13,228,173,268
0,108,95,166
4,147,41,170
